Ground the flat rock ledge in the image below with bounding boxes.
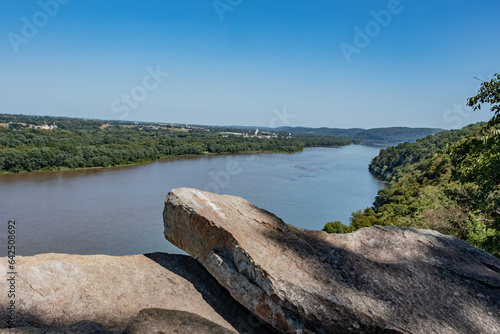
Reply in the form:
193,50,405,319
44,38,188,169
163,187,500,334
0,252,276,333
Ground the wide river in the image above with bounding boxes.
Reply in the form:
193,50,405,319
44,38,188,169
0,145,386,256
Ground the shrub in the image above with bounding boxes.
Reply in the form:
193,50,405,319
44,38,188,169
323,221,354,234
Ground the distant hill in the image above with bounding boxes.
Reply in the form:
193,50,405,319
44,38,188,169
276,126,364,138
275,126,444,144
368,123,483,182
352,127,444,144
0,113,445,145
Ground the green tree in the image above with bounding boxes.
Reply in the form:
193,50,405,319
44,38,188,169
451,73,500,255
467,73,500,126
334,74,500,257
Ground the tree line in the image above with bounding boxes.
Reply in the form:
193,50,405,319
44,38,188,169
0,120,356,173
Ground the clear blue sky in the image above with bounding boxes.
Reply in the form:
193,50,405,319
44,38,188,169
1,0,499,129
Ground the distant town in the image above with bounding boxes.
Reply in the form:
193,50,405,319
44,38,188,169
2,117,290,139
2,120,58,131
0,113,445,144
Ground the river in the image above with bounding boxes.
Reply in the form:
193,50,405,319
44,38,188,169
0,145,386,256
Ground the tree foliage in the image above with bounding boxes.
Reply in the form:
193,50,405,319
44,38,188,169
325,74,500,257
467,73,500,126
450,73,500,254
323,221,354,234
369,123,481,183
0,115,356,173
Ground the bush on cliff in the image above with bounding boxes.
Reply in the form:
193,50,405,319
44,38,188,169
323,221,354,234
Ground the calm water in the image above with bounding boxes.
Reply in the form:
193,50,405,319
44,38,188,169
0,145,385,256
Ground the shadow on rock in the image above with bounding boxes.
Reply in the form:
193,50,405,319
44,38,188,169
144,253,280,334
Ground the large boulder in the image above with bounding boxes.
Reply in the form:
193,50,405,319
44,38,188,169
0,253,276,333
163,188,500,334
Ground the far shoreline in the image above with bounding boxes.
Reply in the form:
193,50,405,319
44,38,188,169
0,144,364,177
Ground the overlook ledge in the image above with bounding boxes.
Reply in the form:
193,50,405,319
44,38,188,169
163,187,500,334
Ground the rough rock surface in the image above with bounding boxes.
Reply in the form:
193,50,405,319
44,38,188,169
0,253,276,333
163,187,500,334
0,309,238,334
123,308,237,334
0,321,112,334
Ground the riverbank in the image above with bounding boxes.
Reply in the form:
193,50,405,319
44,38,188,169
0,149,298,176
0,121,357,174
0,143,359,175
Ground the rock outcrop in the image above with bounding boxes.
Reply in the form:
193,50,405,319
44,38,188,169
163,187,500,334
0,253,276,333
123,308,237,334
1,310,238,334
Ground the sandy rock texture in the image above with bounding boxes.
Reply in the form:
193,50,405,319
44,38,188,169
0,252,276,333
163,187,500,334
122,308,237,334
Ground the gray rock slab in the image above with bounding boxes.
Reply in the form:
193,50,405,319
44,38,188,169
0,253,276,333
163,187,500,334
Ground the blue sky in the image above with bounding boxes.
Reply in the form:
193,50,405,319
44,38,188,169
1,0,499,129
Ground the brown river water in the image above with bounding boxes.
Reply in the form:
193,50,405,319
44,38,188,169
0,145,386,256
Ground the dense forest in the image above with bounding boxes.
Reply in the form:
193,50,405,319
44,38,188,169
368,123,483,182
0,115,356,173
324,74,500,258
